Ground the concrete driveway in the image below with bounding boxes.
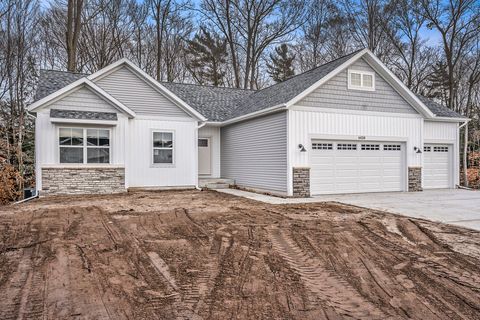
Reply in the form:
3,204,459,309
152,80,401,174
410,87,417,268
218,188,480,231
316,189,480,231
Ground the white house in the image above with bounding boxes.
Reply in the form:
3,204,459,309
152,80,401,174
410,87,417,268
29,49,468,197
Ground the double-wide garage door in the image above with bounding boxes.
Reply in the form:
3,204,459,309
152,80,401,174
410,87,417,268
311,141,405,195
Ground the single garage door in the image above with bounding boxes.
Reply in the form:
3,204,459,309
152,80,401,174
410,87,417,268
423,144,451,189
310,141,405,195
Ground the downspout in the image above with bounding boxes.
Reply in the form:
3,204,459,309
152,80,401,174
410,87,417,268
195,122,207,190
458,119,469,129
14,189,39,204
458,119,471,189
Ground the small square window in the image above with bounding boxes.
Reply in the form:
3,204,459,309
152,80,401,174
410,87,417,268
350,73,362,87
198,139,209,147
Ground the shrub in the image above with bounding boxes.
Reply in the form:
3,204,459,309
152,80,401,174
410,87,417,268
0,164,23,204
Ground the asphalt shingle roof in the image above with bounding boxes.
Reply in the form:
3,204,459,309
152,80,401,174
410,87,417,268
415,94,465,119
160,82,253,122
50,109,118,121
35,70,86,101
34,51,465,121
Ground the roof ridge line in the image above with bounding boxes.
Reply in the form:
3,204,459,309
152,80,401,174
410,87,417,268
250,48,364,96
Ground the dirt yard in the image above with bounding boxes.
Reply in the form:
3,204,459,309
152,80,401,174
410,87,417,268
1,190,480,319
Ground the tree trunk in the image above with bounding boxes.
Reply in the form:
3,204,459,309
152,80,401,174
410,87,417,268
66,0,83,72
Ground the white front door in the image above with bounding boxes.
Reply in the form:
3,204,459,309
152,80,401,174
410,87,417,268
423,144,451,189
310,141,405,195
198,138,211,175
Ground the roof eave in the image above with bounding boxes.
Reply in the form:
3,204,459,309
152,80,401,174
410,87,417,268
217,104,287,126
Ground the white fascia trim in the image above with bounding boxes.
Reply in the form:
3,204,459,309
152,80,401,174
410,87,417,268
134,114,197,122
50,118,117,126
285,49,369,107
204,121,223,126
87,58,207,122
363,51,436,118
427,116,470,123
219,104,287,126
28,77,136,118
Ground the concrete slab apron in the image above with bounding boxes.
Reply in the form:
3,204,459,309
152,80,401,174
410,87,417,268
217,189,480,232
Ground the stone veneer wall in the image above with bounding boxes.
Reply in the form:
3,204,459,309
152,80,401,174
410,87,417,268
408,167,422,192
293,167,310,198
41,167,126,195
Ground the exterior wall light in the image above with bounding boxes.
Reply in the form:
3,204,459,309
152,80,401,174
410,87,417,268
298,144,307,152
414,146,422,154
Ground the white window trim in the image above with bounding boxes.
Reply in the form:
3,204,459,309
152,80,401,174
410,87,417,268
348,69,375,91
57,127,112,165
151,130,175,167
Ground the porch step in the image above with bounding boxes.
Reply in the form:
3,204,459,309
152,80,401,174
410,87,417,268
199,178,234,189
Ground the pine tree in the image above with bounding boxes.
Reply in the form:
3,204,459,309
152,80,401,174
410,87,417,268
185,27,228,86
267,44,296,83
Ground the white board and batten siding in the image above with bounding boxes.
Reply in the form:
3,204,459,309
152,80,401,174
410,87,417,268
221,111,288,194
423,121,459,188
34,111,129,190
95,66,189,118
127,118,197,188
199,125,221,178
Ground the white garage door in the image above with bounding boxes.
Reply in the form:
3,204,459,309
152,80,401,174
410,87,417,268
423,144,451,189
310,141,405,195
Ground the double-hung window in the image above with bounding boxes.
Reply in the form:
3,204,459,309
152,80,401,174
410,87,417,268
348,69,375,91
59,127,110,164
153,131,174,164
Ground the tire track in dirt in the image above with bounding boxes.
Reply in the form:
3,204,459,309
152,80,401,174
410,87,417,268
268,226,387,319
357,217,480,318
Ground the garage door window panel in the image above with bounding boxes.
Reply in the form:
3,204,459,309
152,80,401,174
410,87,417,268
337,143,357,150
361,144,380,150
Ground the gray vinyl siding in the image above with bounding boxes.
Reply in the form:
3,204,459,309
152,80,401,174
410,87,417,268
221,111,287,193
46,86,118,113
95,66,189,117
298,58,418,114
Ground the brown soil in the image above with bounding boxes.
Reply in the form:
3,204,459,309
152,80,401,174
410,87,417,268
1,190,480,319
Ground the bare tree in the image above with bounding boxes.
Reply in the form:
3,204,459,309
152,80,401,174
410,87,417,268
382,0,437,93
0,0,39,198
420,0,480,110
340,0,397,60
201,0,306,89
